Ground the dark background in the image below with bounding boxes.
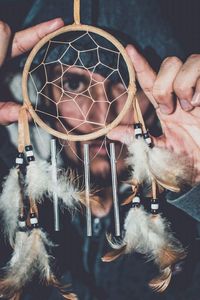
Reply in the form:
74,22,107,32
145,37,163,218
0,0,199,56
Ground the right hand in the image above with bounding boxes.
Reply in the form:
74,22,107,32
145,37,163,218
0,18,64,125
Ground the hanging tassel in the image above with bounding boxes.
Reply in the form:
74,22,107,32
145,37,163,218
0,226,76,299
130,97,192,192
147,145,192,192
0,230,29,299
147,180,186,292
0,148,26,246
0,168,22,246
102,194,152,261
126,135,192,193
25,159,50,203
103,191,185,292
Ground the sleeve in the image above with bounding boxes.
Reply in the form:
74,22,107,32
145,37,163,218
167,184,200,222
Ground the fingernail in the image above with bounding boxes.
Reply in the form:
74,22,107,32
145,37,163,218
48,18,64,30
180,99,193,111
159,104,172,115
191,92,200,106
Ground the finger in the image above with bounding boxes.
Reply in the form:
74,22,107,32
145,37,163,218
0,102,21,125
11,18,64,58
107,125,134,145
126,44,158,108
174,54,200,110
191,77,200,106
152,56,183,114
0,21,11,66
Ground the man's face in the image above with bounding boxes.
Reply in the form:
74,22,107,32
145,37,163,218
50,65,152,184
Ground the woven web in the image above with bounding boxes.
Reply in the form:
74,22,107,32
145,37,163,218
27,30,130,160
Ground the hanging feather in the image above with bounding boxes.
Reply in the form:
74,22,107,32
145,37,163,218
126,137,192,193
149,267,172,293
103,196,185,292
147,146,192,192
0,230,30,299
25,159,86,210
25,160,50,203
150,214,186,267
0,228,77,300
0,168,23,246
147,213,186,292
56,169,86,210
102,196,153,261
126,138,151,185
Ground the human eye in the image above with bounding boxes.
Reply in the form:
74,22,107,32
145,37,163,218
63,73,89,93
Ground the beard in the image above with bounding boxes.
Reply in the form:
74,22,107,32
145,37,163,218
61,143,130,191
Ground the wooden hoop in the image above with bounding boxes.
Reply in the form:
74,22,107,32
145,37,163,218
22,24,136,141
74,0,80,24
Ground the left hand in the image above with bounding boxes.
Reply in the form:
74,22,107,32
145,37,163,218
108,45,200,184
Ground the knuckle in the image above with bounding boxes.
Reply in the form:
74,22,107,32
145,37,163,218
143,86,153,94
13,37,26,55
0,21,11,37
187,54,200,61
162,56,182,67
173,82,191,98
152,84,169,100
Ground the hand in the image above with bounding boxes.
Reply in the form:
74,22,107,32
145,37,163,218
108,45,200,184
0,18,64,125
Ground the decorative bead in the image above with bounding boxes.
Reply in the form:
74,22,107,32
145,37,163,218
151,198,159,214
25,145,35,162
30,212,39,228
143,132,153,148
15,152,24,166
131,195,141,208
27,156,35,162
134,123,143,139
18,215,27,231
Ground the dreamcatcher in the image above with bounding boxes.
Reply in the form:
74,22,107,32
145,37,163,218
0,0,192,298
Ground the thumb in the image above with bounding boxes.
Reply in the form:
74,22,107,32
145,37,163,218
0,102,21,125
107,125,134,145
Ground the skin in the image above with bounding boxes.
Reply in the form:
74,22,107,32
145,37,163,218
0,18,64,124
109,46,200,186
0,20,200,216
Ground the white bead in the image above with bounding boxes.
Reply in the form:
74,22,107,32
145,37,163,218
134,128,142,135
145,137,152,144
19,221,26,227
16,158,23,164
30,217,38,224
132,196,140,204
151,203,159,210
26,150,34,157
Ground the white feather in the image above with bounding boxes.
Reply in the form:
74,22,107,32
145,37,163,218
150,215,184,260
26,162,82,209
126,138,151,184
56,170,82,209
0,229,55,299
28,229,55,282
123,207,149,254
110,207,169,261
148,146,192,186
26,161,50,202
0,168,21,245
127,139,192,190
9,231,29,267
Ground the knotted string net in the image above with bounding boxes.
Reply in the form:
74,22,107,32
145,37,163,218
26,30,132,162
